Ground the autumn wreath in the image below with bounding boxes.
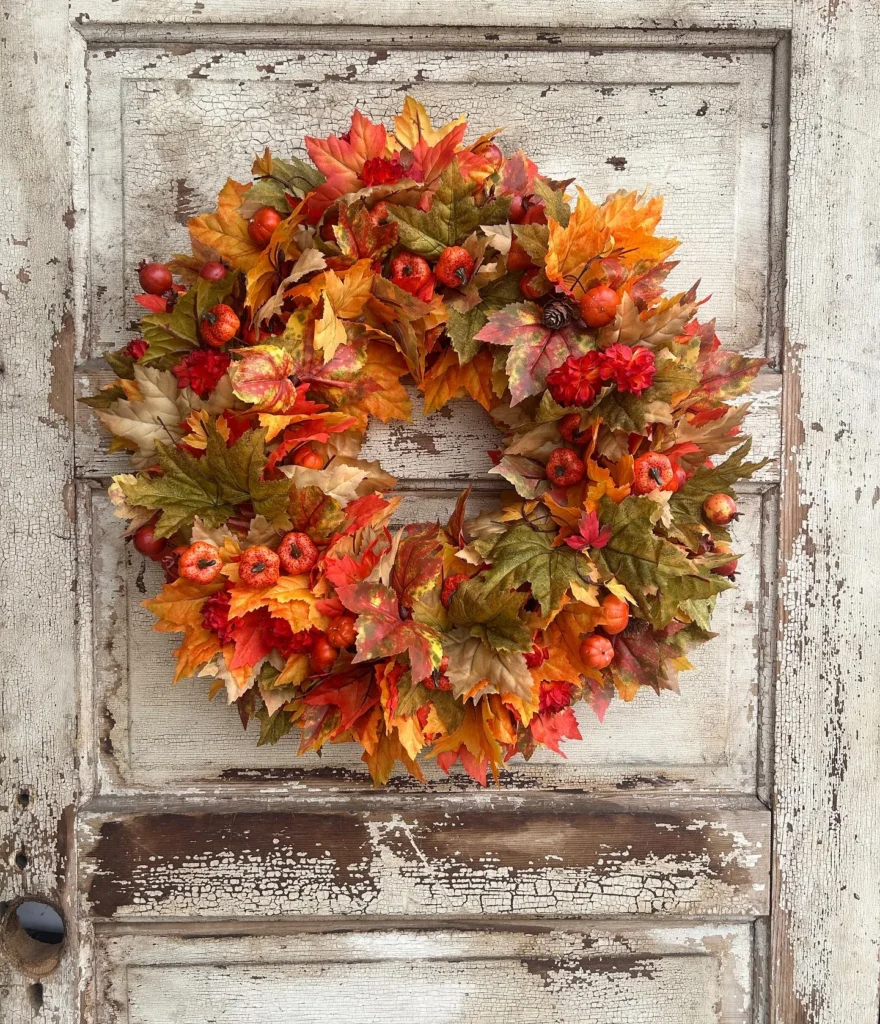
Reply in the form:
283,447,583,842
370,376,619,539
84,97,767,785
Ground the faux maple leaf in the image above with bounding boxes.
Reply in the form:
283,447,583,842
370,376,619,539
420,346,496,415
291,259,375,362
475,301,595,405
390,524,443,609
120,422,293,538
333,201,399,265
594,495,731,627
302,668,379,736
529,706,582,756
393,95,467,150
387,161,511,260
96,365,193,469
480,523,588,616
189,179,264,272
564,510,612,551
229,344,300,413
303,109,389,220
337,581,443,682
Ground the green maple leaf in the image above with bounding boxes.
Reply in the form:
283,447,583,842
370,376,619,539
446,272,526,364
449,579,532,652
337,581,443,682
141,273,239,362
396,675,465,733
256,707,294,746
387,161,511,259
668,439,769,550
513,223,550,263
476,301,595,405
120,423,292,538
532,177,571,226
594,496,731,628
480,524,587,617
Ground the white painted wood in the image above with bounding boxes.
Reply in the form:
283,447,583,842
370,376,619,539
10,4,877,1021
76,0,793,30
85,485,770,792
82,42,776,360
771,1,880,1021
93,924,754,1024
0,0,81,1018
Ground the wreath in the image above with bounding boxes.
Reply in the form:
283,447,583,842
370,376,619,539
84,97,767,785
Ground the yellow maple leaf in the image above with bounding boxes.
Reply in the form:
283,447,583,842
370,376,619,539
420,347,496,415
393,95,467,150
275,652,310,688
182,408,231,450
189,179,264,272
225,572,313,618
292,259,375,362
144,577,226,630
361,723,425,786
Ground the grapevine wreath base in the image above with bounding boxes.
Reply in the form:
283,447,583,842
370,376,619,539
85,98,767,785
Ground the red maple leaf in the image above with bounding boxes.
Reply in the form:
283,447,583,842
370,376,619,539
229,608,275,670
564,510,612,551
529,707,582,755
303,110,388,221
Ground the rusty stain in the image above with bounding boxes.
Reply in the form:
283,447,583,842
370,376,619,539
606,156,627,171
47,310,75,427
16,267,30,283
62,207,76,229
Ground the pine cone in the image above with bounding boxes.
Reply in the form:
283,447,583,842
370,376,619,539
541,300,572,330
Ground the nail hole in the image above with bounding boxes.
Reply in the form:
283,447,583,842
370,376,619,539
15,851,28,871
29,982,44,1010
0,898,65,978
17,789,30,808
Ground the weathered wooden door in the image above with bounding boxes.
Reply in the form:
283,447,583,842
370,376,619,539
2,1,878,1021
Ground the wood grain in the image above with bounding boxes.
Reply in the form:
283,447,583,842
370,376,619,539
94,924,754,1024
0,0,81,1018
79,796,769,920
770,1,880,1021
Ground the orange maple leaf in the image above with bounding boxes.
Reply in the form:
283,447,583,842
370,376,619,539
545,189,679,298
420,346,496,415
189,179,265,272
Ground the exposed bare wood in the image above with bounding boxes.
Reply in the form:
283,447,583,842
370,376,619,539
771,1,880,1021
0,0,80,1018
78,796,768,920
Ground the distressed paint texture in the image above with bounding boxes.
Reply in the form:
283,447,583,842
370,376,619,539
5,3,877,1022
79,800,769,920
93,925,754,1024
771,1,880,1021
0,0,80,1019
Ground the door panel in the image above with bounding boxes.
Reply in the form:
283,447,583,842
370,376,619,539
83,484,773,792
95,926,754,1024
